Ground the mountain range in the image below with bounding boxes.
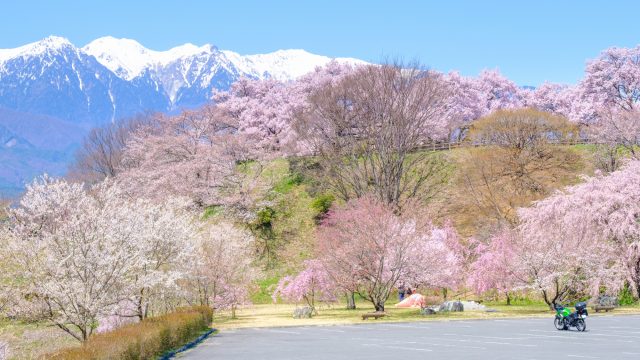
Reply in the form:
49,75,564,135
0,36,364,195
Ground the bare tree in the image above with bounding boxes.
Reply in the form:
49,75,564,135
68,113,154,183
296,62,451,213
451,109,583,235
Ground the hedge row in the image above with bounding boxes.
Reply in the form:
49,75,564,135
46,306,213,360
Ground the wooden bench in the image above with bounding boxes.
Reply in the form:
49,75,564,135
362,312,387,320
592,305,615,313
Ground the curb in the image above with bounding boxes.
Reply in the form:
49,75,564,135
159,328,217,359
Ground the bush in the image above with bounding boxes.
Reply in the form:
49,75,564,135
46,306,212,360
619,283,636,306
311,194,334,220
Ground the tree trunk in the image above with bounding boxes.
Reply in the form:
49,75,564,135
346,292,356,310
505,292,511,306
442,288,448,301
231,305,237,319
374,301,385,312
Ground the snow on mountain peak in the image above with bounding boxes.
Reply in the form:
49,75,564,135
222,48,367,81
83,37,215,80
0,35,75,63
83,36,156,80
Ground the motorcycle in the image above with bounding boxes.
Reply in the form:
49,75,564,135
554,302,588,331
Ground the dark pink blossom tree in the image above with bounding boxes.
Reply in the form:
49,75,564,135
316,197,462,312
272,259,337,314
467,231,518,305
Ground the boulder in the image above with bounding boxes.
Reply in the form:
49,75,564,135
439,301,464,312
460,301,486,311
420,307,437,315
293,306,314,319
594,295,618,307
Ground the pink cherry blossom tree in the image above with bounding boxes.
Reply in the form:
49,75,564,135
517,160,640,300
581,46,640,112
213,78,303,154
476,69,526,113
118,106,268,219
316,197,462,312
467,230,518,304
443,71,486,140
214,61,356,156
591,108,640,160
272,259,337,315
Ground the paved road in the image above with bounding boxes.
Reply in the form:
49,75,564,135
181,315,640,360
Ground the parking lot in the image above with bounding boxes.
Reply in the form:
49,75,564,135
181,315,640,360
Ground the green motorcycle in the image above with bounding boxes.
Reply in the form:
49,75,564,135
554,302,587,331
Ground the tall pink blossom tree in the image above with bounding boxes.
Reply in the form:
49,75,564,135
316,197,462,312
591,108,640,159
581,46,640,112
443,71,485,140
517,161,640,300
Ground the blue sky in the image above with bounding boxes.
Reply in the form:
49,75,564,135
2,0,640,85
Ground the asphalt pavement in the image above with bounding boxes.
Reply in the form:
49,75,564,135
180,314,640,360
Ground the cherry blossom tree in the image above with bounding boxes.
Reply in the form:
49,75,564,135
6,177,198,341
272,259,336,314
517,160,640,301
527,82,575,118
213,78,303,154
581,46,640,112
316,197,462,312
214,61,355,155
118,106,267,218
120,196,196,321
591,108,640,160
467,231,518,304
442,71,485,140
191,222,257,318
476,69,526,113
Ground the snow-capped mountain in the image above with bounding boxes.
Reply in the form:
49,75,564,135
0,35,365,194
82,36,363,108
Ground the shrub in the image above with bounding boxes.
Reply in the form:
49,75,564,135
46,306,212,360
619,283,636,306
311,194,334,220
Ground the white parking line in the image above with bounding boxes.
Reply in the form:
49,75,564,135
262,329,301,335
381,324,431,329
361,343,432,352
313,328,346,333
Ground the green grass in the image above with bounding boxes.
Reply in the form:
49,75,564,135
251,276,281,304
212,298,640,331
0,319,77,360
